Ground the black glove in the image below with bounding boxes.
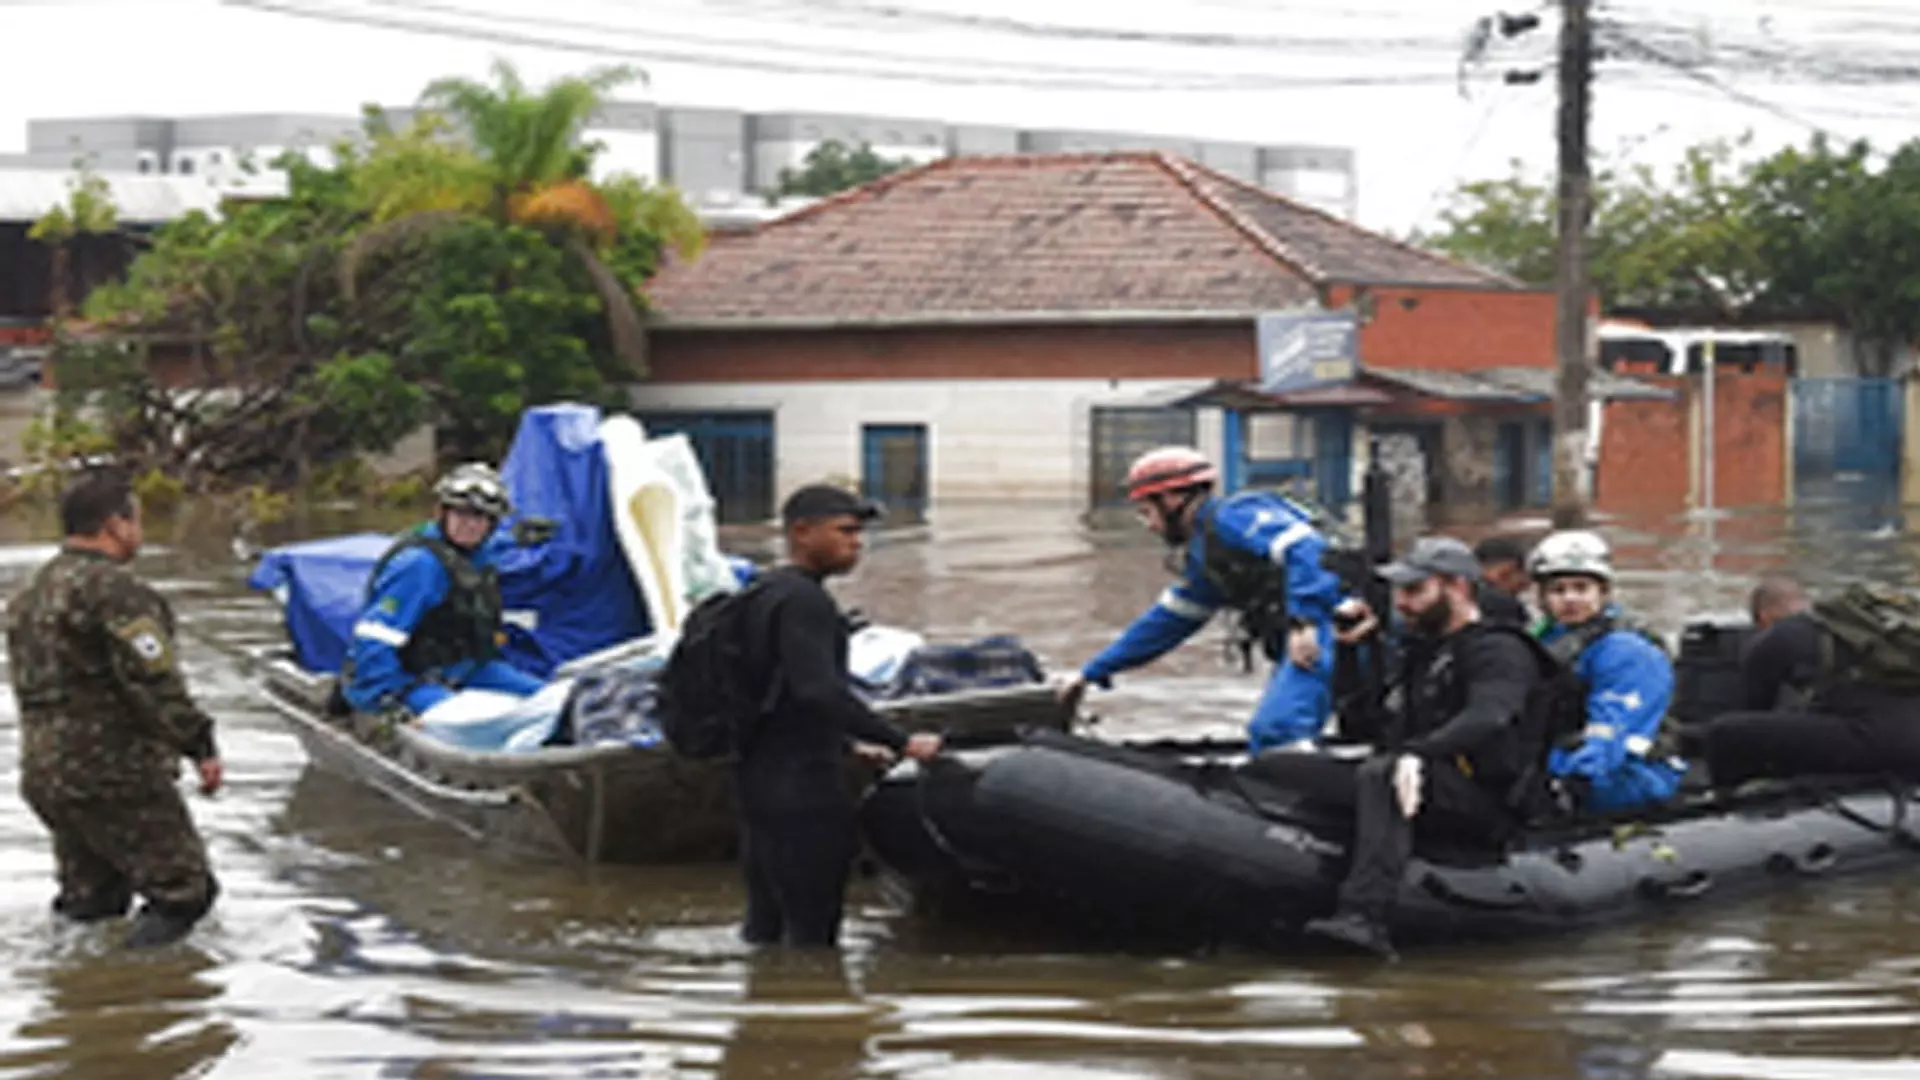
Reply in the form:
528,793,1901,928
512,516,559,546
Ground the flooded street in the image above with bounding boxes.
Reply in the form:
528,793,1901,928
3,503,1920,1078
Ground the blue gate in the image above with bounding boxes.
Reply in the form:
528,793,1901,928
631,410,775,524
1791,378,1903,508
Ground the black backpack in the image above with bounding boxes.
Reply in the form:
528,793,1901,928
657,582,775,760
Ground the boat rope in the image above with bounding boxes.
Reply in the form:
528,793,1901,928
911,762,1020,894
1792,777,1920,850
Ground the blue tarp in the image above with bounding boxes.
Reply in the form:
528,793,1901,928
249,533,393,676
249,403,653,677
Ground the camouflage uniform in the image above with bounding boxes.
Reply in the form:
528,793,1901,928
6,546,219,926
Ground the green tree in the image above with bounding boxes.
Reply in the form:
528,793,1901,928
1411,138,1764,316
1742,137,1920,375
1416,133,1920,375
771,139,915,201
343,59,662,376
29,159,120,317
52,60,709,487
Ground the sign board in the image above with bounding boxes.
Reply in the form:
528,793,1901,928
1257,310,1359,394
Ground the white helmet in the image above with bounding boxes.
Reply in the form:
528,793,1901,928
434,462,513,519
1528,529,1614,583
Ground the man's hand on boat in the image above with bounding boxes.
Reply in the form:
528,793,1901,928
903,732,943,761
195,756,224,796
1054,673,1089,710
852,733,943,766
1333,598,1378,645
852,741,896,766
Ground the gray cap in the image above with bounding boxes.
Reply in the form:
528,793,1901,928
1377,536,1482,586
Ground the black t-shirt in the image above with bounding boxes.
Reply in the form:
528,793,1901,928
1739,611,1824,711
735,566,908,813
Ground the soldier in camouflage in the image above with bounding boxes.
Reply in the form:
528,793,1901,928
7,470,224,949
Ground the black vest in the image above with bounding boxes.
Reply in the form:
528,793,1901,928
1394,622,1561,794
367,529,504,675
1196,504,1299,666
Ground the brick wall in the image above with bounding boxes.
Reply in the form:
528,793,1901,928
1595,371,1788,515
648,322,1260,383
1324,285,1561,373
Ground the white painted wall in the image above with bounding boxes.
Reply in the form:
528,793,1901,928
587,129,661,185
629,378,1224,505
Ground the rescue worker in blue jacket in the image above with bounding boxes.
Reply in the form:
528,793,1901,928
341,463,547,717
1057,446,1348,752
1528,530,1686,813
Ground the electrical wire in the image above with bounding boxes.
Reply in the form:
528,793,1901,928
370,0,1465,85
224,0,1481,92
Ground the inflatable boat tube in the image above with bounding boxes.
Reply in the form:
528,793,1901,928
859,729,1920,952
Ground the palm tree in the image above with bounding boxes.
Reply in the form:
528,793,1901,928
341,59,652,371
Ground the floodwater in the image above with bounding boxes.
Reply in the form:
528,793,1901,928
3,499,1920,1079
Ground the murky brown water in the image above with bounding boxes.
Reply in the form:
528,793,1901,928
4,500,1920,1079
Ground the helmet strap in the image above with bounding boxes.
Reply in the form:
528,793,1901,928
1157,487,1207,547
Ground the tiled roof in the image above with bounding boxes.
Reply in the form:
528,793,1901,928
645,152,1519,326
1169,160,1515,289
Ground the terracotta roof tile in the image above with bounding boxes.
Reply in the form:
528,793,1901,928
645,152,1515,325
1169,160,1516,289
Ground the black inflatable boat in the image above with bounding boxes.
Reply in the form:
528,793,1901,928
859,729,1920,952
858,616,1920,952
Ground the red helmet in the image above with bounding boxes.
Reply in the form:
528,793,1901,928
1125,446,1218,501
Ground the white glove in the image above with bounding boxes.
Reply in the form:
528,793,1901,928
1392,754,1424,820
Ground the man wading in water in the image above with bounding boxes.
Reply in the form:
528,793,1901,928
8,470,225,948
731,485,942,947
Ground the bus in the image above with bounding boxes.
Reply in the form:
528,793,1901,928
1597,323,1799,377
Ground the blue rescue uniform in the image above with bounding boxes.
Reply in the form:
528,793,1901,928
343,523,545,715
1083,492,1346,751
1539,607,1686,813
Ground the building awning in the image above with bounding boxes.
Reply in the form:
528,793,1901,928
1167,365,1674,410
1406,365,1676,402
1169,378,1396,409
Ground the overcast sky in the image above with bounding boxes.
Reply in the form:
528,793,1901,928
1,0,1916,234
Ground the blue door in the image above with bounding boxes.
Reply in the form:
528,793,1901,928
631,410,775,523
862,424,929,519
1311,409,1354,509
1791,378,1902,509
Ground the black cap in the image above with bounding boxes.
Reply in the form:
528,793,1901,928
1378,536,1482,585
781,483,882,526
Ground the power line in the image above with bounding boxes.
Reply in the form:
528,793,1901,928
1600,26,1858,142
693,0,1471,54
225,0,1478,92
372,0,1466,86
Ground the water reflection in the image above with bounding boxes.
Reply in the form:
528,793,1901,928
0,501,1915,1077
1,944,236,1079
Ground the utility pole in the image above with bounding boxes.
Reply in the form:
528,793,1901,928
1550,0,1594,527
